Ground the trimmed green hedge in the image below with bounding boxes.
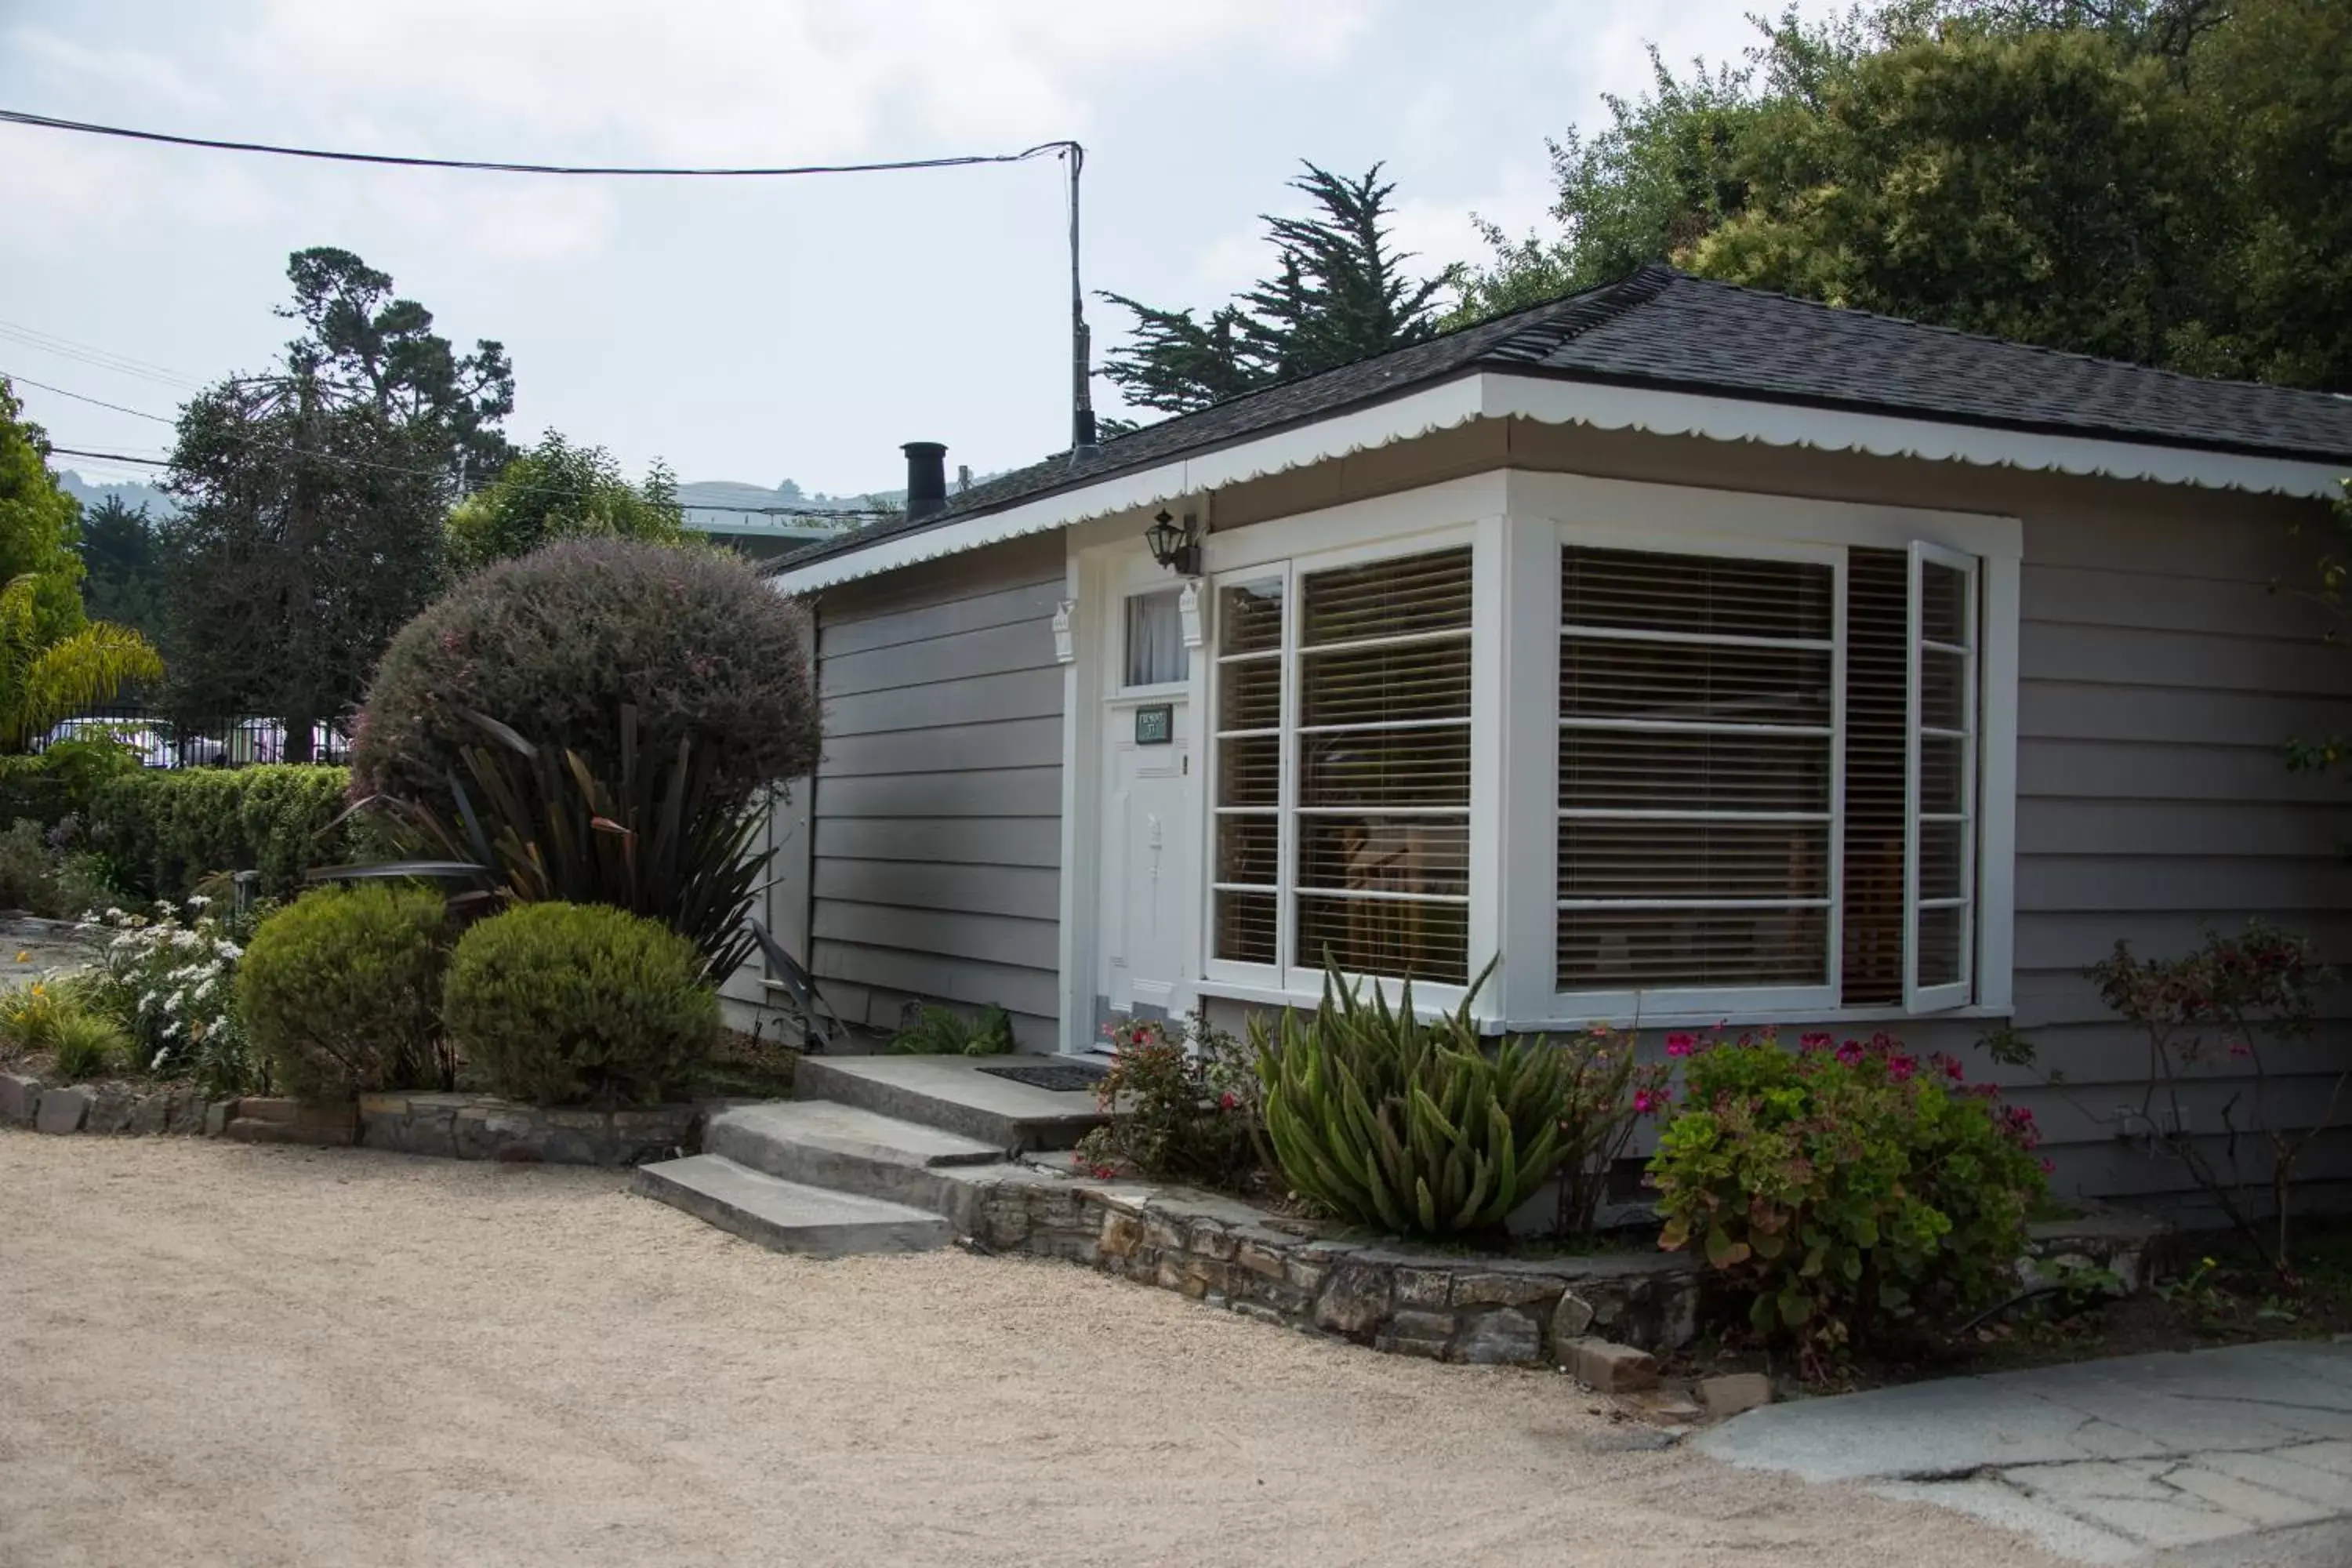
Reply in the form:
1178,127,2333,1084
86,766,390,903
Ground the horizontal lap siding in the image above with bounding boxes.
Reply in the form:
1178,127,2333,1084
808,535,1065,1044
2012,501,2352,1208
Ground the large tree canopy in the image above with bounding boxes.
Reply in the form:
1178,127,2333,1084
1446,0,2352,394
446,433,685,575
280,245,517,491
1102,163,1450,417
0,378,86,651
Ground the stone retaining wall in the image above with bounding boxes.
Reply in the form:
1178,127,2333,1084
973,1176,1702,1362
1,1072,699,1167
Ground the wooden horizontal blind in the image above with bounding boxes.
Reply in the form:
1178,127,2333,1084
1556,546,1838,991
1294,548,1473,984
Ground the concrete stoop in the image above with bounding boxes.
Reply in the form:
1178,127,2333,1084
631,1154,953,1258
634,1054,1098,1254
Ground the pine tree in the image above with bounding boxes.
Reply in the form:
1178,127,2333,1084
1100,162,1449,418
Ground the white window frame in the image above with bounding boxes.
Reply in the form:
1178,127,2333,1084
1201,526,1482,1015
1153,468,2020,1039
1907,541,1979,1014
1549,528,1849,1022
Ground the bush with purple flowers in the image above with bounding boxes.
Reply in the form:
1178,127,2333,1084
1646,1029,2047,1362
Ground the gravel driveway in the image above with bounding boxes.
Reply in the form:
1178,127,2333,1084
0,1134,2063,1568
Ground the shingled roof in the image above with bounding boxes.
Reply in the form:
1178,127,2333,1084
782,263,2352,571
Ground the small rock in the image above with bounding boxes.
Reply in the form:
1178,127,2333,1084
1374,1309,1454,1359
34,1086,91,1135
0,1071,40,1125
1553,1290,1596,1341
1394,1268,1451,1309
1452,1308,1544,1366
1563,1336,1658,1393
202,1101,230,1138
1699,1372,1774,1419
1313,1263,1393,1336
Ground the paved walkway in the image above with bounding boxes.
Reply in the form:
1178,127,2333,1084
1698,1340,2352,1563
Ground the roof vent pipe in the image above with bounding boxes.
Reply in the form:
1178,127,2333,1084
902,441,947,521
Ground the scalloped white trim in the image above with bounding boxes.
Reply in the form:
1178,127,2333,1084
771,372,2348,593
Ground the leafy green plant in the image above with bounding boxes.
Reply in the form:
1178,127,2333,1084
345,707,771,981
442,901,717,1107
1,572,165,749
887,1002,1015,1057
49,1010,129,1081
0,818,121,920
1073,1011,1261,1187
84,765,388,903
0,735,142,829
1648,1029,2048,1362
1253,968,1570,1240
1552,1022,1674,1240
238,884,449,1101
0,975,71,1054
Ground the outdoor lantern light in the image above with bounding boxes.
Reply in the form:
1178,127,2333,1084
1145,509,1201,576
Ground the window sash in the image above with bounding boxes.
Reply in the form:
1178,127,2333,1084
1205,541,1475,991
1906,542,1978,1013
1552,535,1848,1016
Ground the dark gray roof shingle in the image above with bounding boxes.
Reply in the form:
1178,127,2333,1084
782,264,2352,572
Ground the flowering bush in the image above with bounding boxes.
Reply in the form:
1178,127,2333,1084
1072,1010,1261,1187
78,898,258,1095
2087,921,2337,1280
1647,1029,2047,1359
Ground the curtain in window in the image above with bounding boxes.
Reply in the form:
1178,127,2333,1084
1123,589,1189,688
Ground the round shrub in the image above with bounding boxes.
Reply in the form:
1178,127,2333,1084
1647,1030,2048,1356
240,884,448,1101
442,902,717,1107
350,538,820,810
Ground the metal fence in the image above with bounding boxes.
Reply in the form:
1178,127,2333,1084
32,707,354,768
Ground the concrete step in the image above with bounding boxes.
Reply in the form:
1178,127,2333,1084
632,1154,953,1258
793,1054,1109,1152
702,1100,1011,1225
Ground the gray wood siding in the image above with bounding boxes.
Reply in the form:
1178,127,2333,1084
2005,501,2352,1207
805,534,1065,1044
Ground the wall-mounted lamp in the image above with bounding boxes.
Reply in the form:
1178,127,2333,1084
1145,509,1201,576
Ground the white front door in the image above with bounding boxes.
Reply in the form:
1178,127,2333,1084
1094,572,1198,1043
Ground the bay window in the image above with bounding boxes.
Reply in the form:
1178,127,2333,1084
1195,499,1995,1022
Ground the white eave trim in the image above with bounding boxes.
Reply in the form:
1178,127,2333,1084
770,371,2350,593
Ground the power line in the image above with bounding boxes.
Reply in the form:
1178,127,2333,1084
0,108,1076,180
0,318,205,390
3,370,177,422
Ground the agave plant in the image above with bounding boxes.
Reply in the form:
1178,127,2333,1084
1253,965,1570,1239
326,706,771,981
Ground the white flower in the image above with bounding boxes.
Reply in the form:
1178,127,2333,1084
151,1047,168,1070
187,895,212,909
103,907,125,921
140,991,159,1011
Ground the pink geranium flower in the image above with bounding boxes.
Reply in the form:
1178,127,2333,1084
1665,1033,1696,1058
1633,1088,1663,1116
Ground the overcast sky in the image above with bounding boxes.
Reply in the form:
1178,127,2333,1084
0,1,1826,497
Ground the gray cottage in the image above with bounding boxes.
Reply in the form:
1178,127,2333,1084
750,265,2352,1210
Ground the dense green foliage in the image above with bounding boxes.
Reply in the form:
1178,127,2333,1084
85,764,386,902
239,884,448,1100
351,538,820,812
1,381,165,749
0,818,119,920
1449,0,2352,394
1254,972,1569,1239
446,433,685,574
0,378,85,652
160,248,517,750
887,1003,1015,1056
0,735,141,828
1102,164,1449,416
47,1009,129,1082
1648,1030,2046,1356
77,495,169,650
442,902,717,1106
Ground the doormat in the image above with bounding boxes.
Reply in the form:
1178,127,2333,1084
976,1060,1110,1094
